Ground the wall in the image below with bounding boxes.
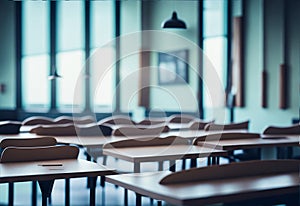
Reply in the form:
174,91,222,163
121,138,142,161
0,1,16,109
143,0,200,113
235,0,299,132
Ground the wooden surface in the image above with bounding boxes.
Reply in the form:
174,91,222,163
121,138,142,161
103,145,227,163
198,134,299,151
106,160,299,205
0,159,115,183
1,129,249,148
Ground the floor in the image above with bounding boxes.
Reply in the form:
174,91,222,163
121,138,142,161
0,149,211,206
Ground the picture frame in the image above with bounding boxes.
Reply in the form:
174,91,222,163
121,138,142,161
158,49,189,85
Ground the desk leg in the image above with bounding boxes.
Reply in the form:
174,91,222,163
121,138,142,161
134,162,141,173
190,158,197,168
261,147,277,160
89,176,97,206
32,181,37,206
158,161,163,171
136,193,142,206
8,182,14,206
38,180,55,206
181,159,186,170
65,178,70,206
169,160,176,172
124,189,128,206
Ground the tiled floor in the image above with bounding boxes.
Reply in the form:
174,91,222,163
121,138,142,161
1,148,211,206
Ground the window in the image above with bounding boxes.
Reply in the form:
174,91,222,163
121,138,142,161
203,0,228,108
20,1,116,113
56,1,85,112
21,1,50,111
90,1,115,112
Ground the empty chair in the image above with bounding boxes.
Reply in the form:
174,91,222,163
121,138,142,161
53,116,74,124
0,137,57,206
98,115,135,125
263,124,300,135
168,114,198,124
112,124,170,137
104,135,189,149
0,121,22,134
188,120,214,130
193,132,259,164
30,123,77,136
22,116,54,125
263,124,300,159
137,118,166,126
204,120,249,131
103,136,188,205
0,145,79,206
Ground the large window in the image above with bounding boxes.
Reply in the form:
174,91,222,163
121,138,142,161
203,0,228,108
56,1,85,111
21,1,50,111
90,1,115,112
20,1,115,113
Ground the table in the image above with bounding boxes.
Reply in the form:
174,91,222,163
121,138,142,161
198,134,299,159
0,159,115,206
106,160,300,206
103,145,227,172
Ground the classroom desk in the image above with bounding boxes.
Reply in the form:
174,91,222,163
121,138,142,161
103,145,227,172
198,134,299,160
0,159,115,206
106,161,300,206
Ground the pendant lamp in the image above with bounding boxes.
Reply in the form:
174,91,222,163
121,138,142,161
161,11,187,29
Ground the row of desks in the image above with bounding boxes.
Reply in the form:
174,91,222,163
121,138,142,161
0,128,299,206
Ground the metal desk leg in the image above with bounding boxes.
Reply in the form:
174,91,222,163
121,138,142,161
8,182,14,206
65,178,70,206
136,193,142,206
38,180,55,206
89,176,97,206
158,161,163,171
190,158,197,168
134,162,141,173
169,160,176,172
32,181,37,206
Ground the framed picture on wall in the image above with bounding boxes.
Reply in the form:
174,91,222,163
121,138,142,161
158,49,189,85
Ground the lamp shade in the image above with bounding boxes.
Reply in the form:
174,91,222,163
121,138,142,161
162,11,187,29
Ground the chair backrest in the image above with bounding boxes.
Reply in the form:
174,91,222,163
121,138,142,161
103,136,189,149
53,116,74,124
30,124,77,136
76,123,113,136
263,124,300,135
0,145,79,163
22,116,54,125
98,115,135,125
0,121,22,134
112,124,170,136
73,116,95,125
188,120,215,130
0,137,57,149
204,120,249,131
192,132,259,145
159,160,300,185
168,114,197,123
137,118,166,126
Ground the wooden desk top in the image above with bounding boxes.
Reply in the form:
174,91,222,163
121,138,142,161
0,159,115,183
106,165,299,205
103,145,227,163
198,134,299,150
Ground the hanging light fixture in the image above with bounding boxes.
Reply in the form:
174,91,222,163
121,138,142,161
48,65,62,80
161,11,187,29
